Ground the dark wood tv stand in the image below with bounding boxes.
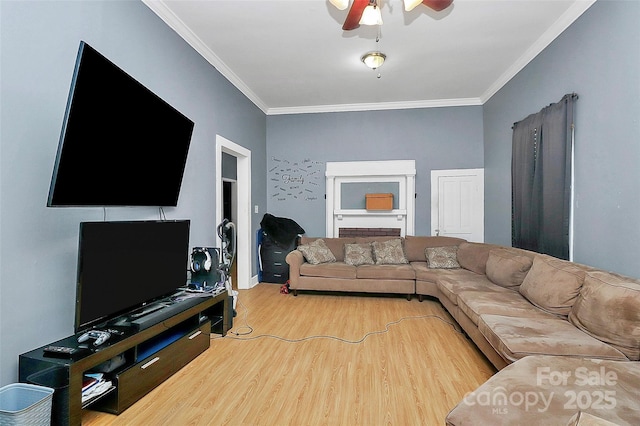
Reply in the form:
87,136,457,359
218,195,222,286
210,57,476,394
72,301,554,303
19,292,228,426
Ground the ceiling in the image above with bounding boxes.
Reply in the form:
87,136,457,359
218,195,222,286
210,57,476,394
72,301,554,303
143,0,596,115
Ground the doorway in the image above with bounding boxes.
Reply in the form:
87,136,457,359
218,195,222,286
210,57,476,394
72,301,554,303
216,135,253,290
223,179,238,289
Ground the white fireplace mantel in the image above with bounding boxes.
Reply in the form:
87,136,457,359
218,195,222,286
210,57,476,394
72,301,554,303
325,160,416,237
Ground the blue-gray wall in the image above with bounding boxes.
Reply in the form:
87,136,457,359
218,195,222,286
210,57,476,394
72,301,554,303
0,1,266,385
266,107,484,236
483,1,640,278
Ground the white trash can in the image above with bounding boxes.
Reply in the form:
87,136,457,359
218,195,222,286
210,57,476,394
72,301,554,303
0,383,53,426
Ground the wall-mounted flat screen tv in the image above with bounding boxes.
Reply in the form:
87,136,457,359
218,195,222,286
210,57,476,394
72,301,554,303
47,41,194,207
75,220,190,333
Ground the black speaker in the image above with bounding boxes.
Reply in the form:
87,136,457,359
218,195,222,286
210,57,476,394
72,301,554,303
190,247,221,289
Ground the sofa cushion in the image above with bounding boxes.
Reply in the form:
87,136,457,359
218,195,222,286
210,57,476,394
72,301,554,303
457,290,554,325
478,314,628,362
519,255,586,317
436,273,513,305
299,262,356,279
412,262,479,283
404,235,465,262
569,271,640,361
566,412,622,426
485,248,533,289
372,238,408,265
296,238,336,265
344,243,375,266
445,355,640,426
455,242,500,275
411,261,440,283
356,264,415,280
425,246,460,269
300,237,355,262
355,236,400,244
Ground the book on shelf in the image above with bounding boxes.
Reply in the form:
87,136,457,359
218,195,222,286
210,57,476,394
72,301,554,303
82,372,103,390
82,372,113,403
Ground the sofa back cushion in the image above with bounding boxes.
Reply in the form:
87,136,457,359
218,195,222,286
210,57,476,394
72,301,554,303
569,271,640,360
355,236,401,244
485,248,533,289
456,242,500,275
518,255,586,317
403,235,465,262
299,237,355,262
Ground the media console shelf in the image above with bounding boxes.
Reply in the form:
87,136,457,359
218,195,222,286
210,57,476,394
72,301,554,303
19,292,228,426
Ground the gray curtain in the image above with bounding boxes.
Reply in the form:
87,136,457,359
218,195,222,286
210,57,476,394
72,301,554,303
512,93,577,260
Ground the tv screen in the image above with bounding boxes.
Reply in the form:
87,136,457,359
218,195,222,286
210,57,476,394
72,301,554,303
75,220,190,333
48,41,194,207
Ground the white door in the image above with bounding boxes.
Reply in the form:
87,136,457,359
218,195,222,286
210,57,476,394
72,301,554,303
431,169,484,242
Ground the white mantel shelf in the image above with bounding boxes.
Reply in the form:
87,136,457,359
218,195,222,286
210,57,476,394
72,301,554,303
335,209,408,216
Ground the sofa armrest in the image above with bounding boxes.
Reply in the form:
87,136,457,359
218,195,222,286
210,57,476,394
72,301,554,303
285,250,305,287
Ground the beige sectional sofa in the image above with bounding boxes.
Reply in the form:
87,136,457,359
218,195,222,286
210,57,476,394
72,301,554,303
285,235,640,425
286,235,465,299
445,355,640,426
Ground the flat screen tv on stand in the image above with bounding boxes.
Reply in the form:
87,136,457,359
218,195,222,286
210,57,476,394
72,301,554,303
74,220,190,334
47,41,194,207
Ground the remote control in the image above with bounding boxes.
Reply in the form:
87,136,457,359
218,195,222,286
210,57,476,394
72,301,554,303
43,346,79,357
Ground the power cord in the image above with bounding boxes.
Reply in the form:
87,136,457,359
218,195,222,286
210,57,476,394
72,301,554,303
226,295,253,336
212,297,465,343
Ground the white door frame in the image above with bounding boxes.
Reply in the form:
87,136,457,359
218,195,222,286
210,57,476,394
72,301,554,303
216,135,253,290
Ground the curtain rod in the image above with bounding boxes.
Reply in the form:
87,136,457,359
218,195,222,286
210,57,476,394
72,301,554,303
512,92,578,129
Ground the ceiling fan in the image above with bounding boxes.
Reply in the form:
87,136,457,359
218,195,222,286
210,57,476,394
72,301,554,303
331,0,454,31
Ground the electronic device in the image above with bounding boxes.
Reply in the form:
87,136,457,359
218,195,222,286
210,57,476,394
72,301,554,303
190,247,213,272
43,346,84,358
77,330,111,346
74,220,190,334
47,41,194,207
189,247,220,290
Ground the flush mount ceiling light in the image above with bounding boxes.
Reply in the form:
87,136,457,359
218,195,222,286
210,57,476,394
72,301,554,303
361,51,386,69
333,0,453,31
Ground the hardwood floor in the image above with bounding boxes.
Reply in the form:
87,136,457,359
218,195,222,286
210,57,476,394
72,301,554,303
83,284,495,425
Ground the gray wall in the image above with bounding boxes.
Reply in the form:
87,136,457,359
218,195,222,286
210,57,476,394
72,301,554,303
266,107,484,236
0,1,266,385
342,183,400,210
483,1,640,277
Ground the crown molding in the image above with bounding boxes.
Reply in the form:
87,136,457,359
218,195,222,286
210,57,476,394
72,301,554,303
267,97,483,116
142,0,269,114
145,0,597,116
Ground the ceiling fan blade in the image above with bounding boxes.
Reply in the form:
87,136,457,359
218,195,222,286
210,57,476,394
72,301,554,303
342,0,369,31
422,0,453,12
